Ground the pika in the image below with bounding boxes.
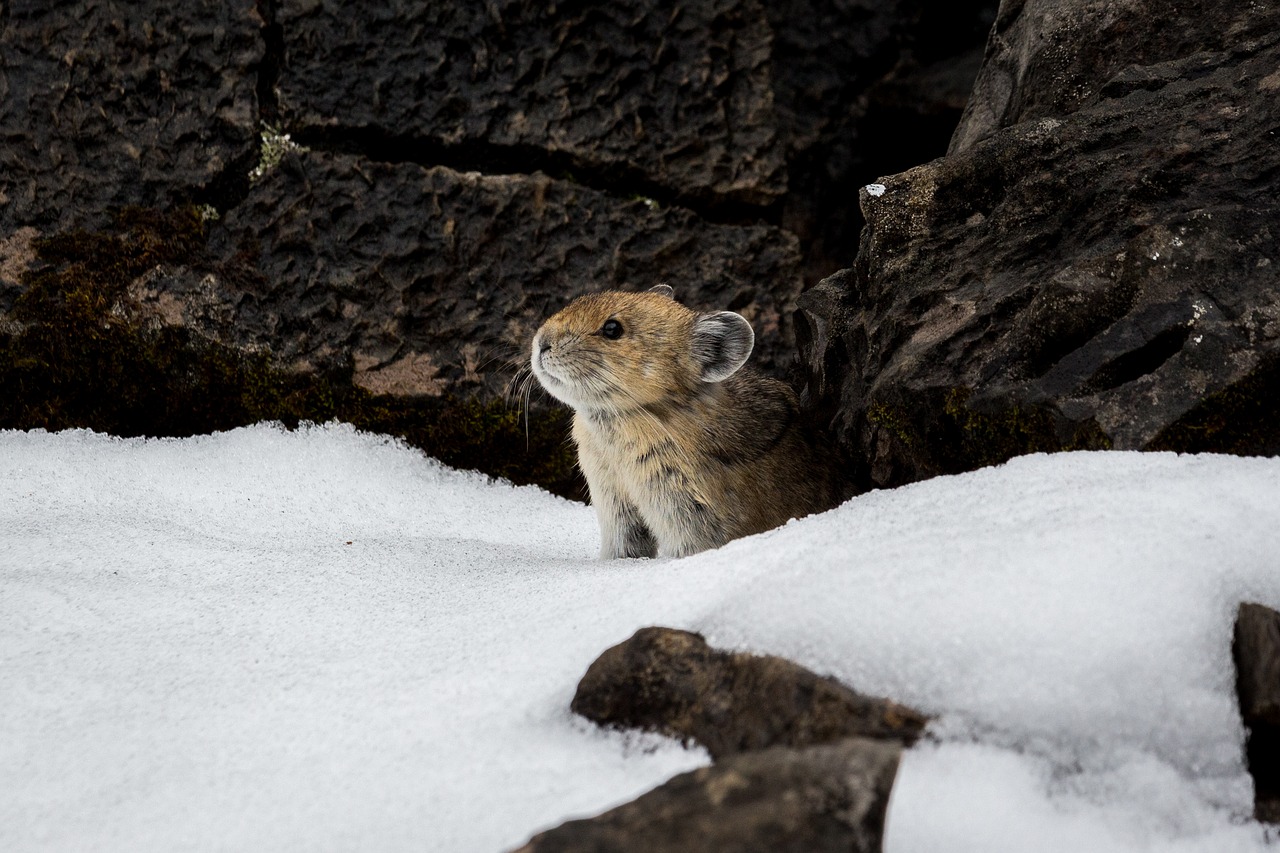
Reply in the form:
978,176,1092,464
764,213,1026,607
531,285,840,558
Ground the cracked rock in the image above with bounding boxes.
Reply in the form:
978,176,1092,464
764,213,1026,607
276,0,787,209
797,3,1280,491
182,149,804,401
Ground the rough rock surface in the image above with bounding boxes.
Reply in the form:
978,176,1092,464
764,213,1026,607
768,0,996,283
0,0,997,496
512,737,902,853
274,0,996,283
798,4,1280,490
1234,602,1280,823
572,627,927,759
277,0,786,209
951,0,1280,154
198,149,803,399
0,0,262,241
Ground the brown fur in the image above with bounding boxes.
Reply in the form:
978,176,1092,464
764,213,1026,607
531,286,840,558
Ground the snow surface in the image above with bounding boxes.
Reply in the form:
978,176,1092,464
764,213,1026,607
3,423,1279,852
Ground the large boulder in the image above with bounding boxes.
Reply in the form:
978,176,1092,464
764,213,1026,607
512,737,902,853
798,3,1280,490
0,0,995,495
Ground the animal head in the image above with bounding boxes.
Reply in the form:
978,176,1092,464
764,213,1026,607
531,285,755,413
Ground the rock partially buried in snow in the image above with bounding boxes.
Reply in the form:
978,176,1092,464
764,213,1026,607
512,737,902,853
1234,602,1280,822
571,627,927,760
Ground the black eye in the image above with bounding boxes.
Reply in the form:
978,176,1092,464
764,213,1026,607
601,318,624,339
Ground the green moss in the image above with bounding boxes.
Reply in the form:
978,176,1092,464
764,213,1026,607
0,207,583,499
865,401,916,448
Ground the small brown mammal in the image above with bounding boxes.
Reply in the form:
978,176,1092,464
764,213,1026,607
531,285,840,558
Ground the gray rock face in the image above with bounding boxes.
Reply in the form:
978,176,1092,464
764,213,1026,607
0,0,262,238
798,5,1280,490
1234,602,1280,822
199,150,802,401
512,737,902,853
572,626,927,759
277,0,786,208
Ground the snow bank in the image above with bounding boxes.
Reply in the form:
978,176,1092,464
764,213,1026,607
2,424,1278,851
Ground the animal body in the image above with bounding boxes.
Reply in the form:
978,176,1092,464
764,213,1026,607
530,285,840,558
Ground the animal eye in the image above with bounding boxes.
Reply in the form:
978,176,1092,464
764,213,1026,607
601,319,624,339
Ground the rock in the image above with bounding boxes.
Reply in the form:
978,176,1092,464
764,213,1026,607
572,627,927,759
0,0,262,244
951,0,1280,154
274,0,996,284
768,1,996,284
0,0,999,496
205,149,804,400
276,0,787,209
797,7,1280,491
512,736,902,853
1234,602,1280,822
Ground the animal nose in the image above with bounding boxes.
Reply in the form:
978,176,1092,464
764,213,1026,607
538,338,552,354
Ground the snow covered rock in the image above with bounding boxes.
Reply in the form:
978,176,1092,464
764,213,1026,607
572,626,927,759
513,737,901,853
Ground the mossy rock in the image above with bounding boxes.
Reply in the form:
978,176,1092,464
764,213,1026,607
0,207,583,499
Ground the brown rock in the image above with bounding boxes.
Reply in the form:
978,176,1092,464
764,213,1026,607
1234,602,1280,822
571,626,927,760
512,737,902,853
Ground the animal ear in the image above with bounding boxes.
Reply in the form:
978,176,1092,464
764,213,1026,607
691,311,754,383
647,284,674,300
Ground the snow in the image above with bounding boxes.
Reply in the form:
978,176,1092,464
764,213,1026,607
3,423,1279,852
865,182,887,197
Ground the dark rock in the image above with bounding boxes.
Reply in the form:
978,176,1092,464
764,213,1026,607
276,0,787,209
0,0,263,244
274,0,996,285
0,205,588,497
798,6,1280,491
952,0,1280,154
202,149,803,401
512,736,902,853
768,1,996,285
1234,602,1280,822
572,627,927,760
0,0,1000,497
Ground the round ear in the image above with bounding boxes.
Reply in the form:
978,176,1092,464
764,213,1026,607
647,284,675,300
691,311,754,383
